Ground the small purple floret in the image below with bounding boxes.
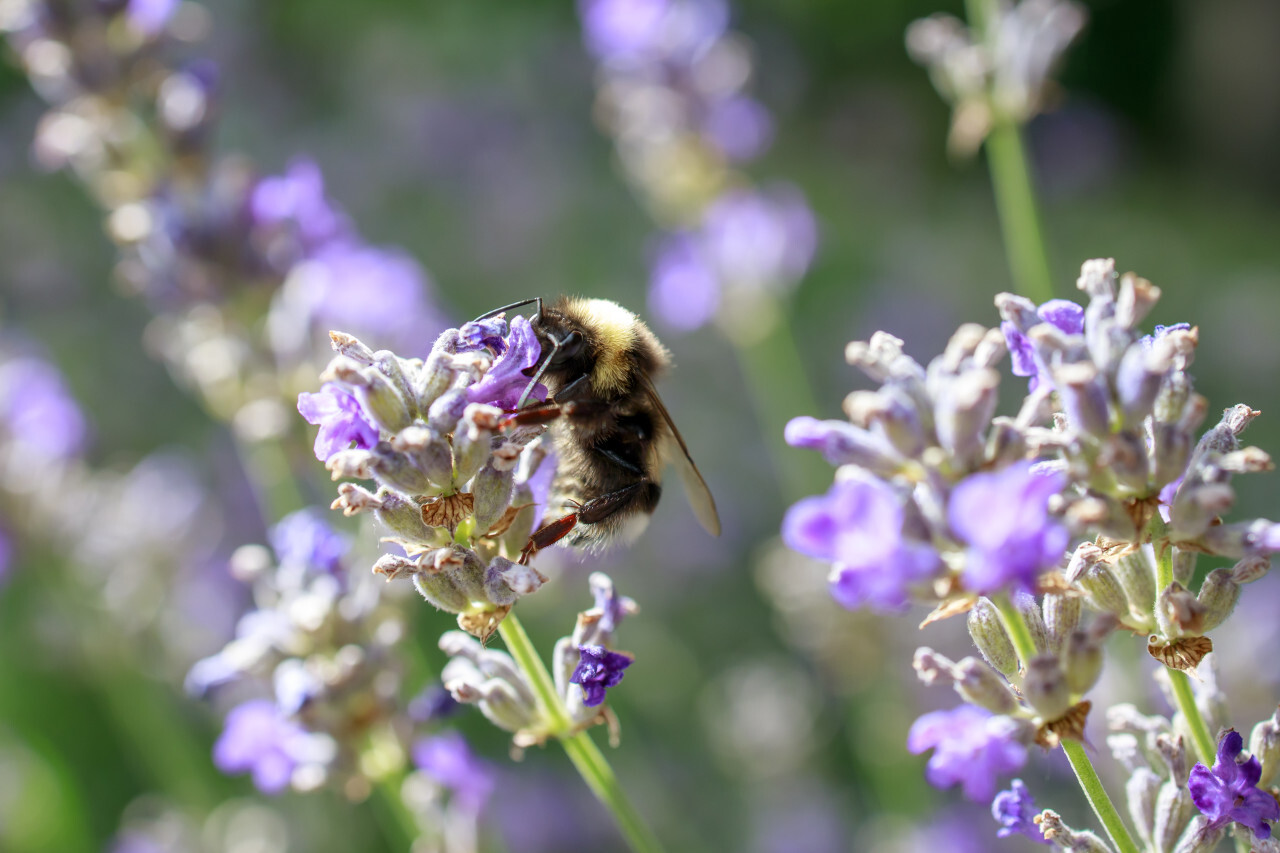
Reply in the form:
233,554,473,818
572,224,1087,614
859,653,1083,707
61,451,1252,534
782,477,941,612
1188,729,1280,840
1002,299,1084,390
270,509,348,574
297,382,379,461
466,315,546,409
251,158,348,248
648,233,720,331
949,462,1068,594
992,779,1049,843
570,645,633,706
907,705,1027,802
457,316,510,355
0,357,89,460
212,699,311,795
412,732,496,814
1036,299,1084,335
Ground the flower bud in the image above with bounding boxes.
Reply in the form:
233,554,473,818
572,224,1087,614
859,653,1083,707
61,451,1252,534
1116,271,1160,328
1014,591,1051,656
954,657,1017,714
1230,554,1270,584
1171,816,1224,853
1063,627,1104,695
452,405,499,485
373,491,436,543
912,647,958,686
1195,568,1239,632
1110,547,1156,625
1024,655,1072,721
328,331,377,365
1125,766,1161,847
413,565,470,614
1054,362,1111,438
1152,423,1193,492
845,387,926,459
934,368,1000,468
1250,707,1280,787
367,444,435,494
1155,582,1206,639
1169,481,1234,540
968,597,1019,676
1171,548,1196,585
1114,342,1165,427
373,351,418,419
390,426,453,488
1152,780,1193,853
483,556,545,607
1100,431,1150,495
416,345,458,412
1042,591,1081,655
984,416,1028,469
1074,561,1130,621
471,462,515,535
352,368,413,434
784,417,905,475
1108,732,1146,774
427,388,469,434
1036,808,1113,853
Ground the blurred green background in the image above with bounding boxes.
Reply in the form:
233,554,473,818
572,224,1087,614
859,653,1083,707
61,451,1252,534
3,0,1280,851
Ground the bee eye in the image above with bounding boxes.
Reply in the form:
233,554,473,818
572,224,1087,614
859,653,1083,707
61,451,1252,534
551,331,584,364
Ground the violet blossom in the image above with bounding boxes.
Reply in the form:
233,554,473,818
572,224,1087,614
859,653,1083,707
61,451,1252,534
466,315,547,409
907,704,1028,802
0,356,88,460
269,509,348,575
1000,298,1083,391
212,699,315,795
1188,729,1280,840
297,382,379,461
412,732,496,814
781,476,941,612
948,462,1068,594
570,645,634,707
991,779,1048,843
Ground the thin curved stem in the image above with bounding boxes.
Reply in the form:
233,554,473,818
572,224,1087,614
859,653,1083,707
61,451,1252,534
1062,740,1142,853
985,120,1055,304
1152,542,1216,766
497,612,666,853
372,774,420,851
996,596,1140,853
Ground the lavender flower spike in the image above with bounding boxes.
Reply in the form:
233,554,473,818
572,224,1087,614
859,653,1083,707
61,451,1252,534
1187,729,1280,840
213,699,317,795
412,732,496,815
907,704,1028,802
570,645,634,707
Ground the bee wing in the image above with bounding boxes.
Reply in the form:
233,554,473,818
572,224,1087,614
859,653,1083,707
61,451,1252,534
640,377,721,537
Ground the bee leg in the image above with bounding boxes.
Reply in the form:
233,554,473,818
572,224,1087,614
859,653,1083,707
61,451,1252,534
519,512,579,564
500,405,564,428
577,481,656,523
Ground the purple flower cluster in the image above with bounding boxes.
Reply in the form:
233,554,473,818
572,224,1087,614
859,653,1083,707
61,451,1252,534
782,326,1068,611
570,646,634,707
991,779,1048,843
213,699,318,795
0,356,88,461
412,733,497,814
577,0,817,332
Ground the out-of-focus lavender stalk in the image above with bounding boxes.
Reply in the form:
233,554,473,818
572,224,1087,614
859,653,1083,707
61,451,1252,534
908,0,1086,302
577,0,828,500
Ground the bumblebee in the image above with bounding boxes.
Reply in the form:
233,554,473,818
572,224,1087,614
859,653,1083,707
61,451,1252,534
482,296,720,557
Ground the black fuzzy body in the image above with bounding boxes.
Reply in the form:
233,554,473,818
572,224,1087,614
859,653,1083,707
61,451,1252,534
529,297,671,550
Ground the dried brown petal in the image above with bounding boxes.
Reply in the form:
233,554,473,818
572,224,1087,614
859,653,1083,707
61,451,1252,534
421,492,475,529
1147,635,1213,672
1036,700,1092,749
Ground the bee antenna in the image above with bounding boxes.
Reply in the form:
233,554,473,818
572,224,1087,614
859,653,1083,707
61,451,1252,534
517,330,560,410
471,297,543,324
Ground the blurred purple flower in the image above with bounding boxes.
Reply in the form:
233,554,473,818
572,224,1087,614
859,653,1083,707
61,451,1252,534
270,508,348,574
299,241,444,356
591,576,629,635
1002,298,1083,391
0,357,88,460
949,462,1068,594
570,645,633,706
466,315,546,409
702,95,774,162
784,415,898,467
1140,322,1192,351
700,185,817,292
1188,729,1280,840
251,159,348,249
109,830,167,853
213,699,311,795
907,705,1027,802
579,0,670,62
992,779,1049,843
648,233,720,331
297,382,379,461
781,477,941,612
412,732,496,814
125,0,177,36
407,685,461,723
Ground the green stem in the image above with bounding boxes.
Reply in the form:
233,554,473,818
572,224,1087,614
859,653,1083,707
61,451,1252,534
371,775,420,852
1152,539,1216,766
995,596,1141,853
991,593,1038,667
985,121,1055,303
1062,740,1142,853
1168,667,1216,767
497,613,665,853
727,298,831,504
